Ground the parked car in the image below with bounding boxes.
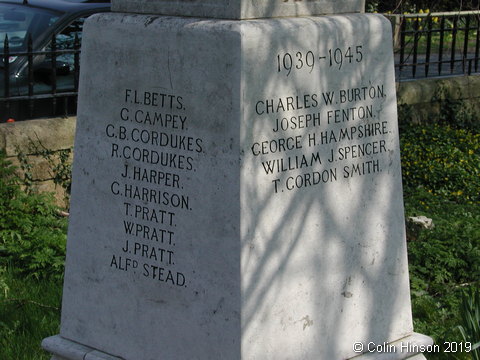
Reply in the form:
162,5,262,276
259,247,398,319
0,0,110,121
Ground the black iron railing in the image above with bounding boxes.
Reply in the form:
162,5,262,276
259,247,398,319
2,11,480,121
386,11,480,80
1,33,80,121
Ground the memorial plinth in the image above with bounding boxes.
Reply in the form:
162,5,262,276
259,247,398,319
112,0,365,19
42,1,432,359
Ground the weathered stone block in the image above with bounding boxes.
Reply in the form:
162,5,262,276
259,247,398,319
42,12,432,360
112,0,365,19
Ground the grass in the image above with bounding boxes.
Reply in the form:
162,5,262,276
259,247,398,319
0,150,65,359
406,194,479,359
0,268,62,360
400,119,480,359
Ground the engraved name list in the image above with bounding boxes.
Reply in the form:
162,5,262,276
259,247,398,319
104,88,205,288
251,82,392,194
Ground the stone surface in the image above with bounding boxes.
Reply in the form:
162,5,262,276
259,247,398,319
42,336,123,360
0,117,75,208
396,75,480,124
111,0,365,19
44,332,434,360
0,116,75,157
407,216,434,230
46,11,425,360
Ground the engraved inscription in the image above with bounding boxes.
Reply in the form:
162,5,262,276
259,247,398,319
276,46,363,76
251,50,392,194
105,88,205,288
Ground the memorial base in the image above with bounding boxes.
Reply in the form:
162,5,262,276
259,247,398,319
43,333,433,360
42,336,122,360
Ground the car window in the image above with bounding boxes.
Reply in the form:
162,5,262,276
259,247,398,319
52,17,85,71
0,4,60,54
35,16,87,90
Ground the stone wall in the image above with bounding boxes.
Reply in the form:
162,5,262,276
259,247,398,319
0,116,76,209
0,75,478,208
396,74,480,124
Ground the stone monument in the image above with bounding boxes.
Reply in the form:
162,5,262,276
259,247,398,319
42,1,433,359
